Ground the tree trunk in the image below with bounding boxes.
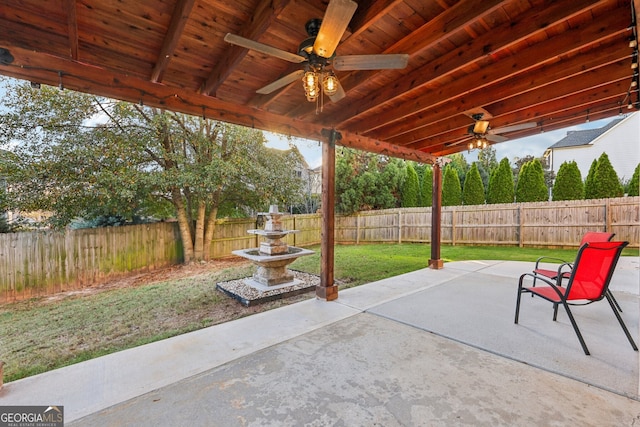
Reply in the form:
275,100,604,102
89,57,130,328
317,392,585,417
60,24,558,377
202,188,221,261
172,189,195,264
203,206,218,261
193,202,206,261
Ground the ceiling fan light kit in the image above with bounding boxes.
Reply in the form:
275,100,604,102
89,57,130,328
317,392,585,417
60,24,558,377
224,0,408,108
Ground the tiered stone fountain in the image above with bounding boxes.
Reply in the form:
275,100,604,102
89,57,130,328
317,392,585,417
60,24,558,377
231,205,314,291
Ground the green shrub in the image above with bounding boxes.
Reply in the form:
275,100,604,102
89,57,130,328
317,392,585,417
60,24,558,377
401,163,420,207
590,153,623,199
552,161,584,201
420,166,433,207
462,163,485,205
516,159,548,202
442,165,462,206
487,157,514,204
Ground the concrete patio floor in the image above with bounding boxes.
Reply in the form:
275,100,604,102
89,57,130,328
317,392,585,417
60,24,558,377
1,257,639,426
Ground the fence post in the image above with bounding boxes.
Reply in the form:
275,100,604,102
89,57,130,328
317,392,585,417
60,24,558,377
605,199,610,232
451,208,456,246
356,213,360,245
398,210,402,244
293,215,297,246
518,205,524,247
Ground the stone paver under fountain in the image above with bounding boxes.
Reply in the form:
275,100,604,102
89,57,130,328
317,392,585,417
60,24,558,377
217,205,316,305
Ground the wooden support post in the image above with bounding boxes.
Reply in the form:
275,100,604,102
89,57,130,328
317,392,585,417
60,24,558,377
429,160,444,269
318,128,339,301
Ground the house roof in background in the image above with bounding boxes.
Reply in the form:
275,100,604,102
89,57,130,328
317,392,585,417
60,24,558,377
548,118,625,149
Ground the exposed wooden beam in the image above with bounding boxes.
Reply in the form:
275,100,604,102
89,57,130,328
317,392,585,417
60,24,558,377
407,74,629,152
389,38,631,147
0,44,436,165
347,0,405,39
150,0,196,83
369,29,630,143
424,85,627,154
322,0,610,128
289,0,508,119
200,0,290,96
64,0,78,60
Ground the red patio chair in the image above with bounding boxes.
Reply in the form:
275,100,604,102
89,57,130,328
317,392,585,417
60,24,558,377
532,231,622,312
515,241,637,355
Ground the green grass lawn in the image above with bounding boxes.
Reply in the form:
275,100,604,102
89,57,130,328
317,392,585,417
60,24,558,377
1,243,637,382
290,243,638,287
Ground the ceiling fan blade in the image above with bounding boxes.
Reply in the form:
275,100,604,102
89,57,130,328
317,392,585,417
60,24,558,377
256,70,305,94
488,122,537,134
313,0,357,58
333,54,409,71
224,33,306,63
328,79,346,102
485,134,508,143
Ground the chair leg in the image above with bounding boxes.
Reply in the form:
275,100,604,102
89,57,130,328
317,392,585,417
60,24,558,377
606,293,638,351
553,303,559,321
608,290,623,313
515,279,525,324
560,301,590,355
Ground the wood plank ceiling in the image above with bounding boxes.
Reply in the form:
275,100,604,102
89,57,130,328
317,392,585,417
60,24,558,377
0,0,638,164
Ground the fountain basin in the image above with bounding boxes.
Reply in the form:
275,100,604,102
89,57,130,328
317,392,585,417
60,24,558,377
232,246,315,288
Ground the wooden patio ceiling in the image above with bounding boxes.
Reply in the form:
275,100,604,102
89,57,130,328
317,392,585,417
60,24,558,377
0,0,638,164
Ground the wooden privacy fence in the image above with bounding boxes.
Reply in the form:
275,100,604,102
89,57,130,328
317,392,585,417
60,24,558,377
0,197,637,302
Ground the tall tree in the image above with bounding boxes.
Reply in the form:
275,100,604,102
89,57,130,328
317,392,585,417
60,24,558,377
420,166,433,207
462,163,485,205
442,165,462,206
477,146,498,175
584,159,599,199
516,159,548,202
487,157,515,204
0,82,302,263
335,148,403,214
446,153,469,190
552,161,584,201
402,163,420,207
591,152,624,199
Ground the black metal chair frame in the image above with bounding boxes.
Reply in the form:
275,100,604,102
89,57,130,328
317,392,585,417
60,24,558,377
515,241,637,355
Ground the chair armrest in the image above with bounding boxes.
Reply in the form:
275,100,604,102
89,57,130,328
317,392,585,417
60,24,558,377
534,256,569,269
519,272,566,300
555,262,574,286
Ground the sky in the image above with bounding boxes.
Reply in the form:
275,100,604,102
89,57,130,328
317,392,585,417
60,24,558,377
264,116,617,168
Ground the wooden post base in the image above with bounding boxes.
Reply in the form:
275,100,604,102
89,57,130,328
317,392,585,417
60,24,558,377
429,258,444,269
316,285,339,301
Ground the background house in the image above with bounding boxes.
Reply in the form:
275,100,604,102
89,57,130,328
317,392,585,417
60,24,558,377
543,113,640,182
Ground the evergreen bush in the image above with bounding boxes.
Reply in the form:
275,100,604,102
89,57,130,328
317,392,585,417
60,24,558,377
462,163,485,205
486,157,514,204
590,153,623,199
421,166,433,207
401,164,420,207
442,165,462,206
516,159,548,202
552,160,583,201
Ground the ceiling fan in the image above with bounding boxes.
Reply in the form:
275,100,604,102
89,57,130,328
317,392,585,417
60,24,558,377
224,0,409,104
465,113,537,150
